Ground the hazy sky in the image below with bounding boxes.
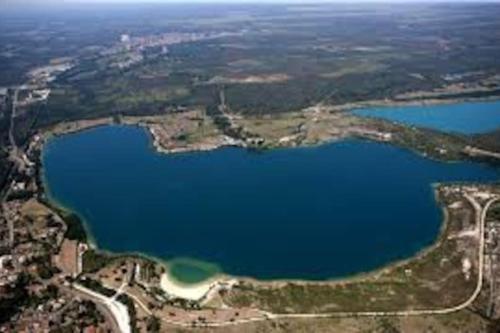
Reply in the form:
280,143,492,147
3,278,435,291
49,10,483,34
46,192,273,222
3,0,499,3
1,0,499,6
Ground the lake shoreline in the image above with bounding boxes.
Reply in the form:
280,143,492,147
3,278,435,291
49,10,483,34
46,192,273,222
38,121,498,289
39,167,453,287
41,96,500,171
33,95,500,298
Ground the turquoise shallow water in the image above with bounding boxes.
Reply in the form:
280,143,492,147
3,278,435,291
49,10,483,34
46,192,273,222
43,125,499,282
167,258,220,284
353,100,500,134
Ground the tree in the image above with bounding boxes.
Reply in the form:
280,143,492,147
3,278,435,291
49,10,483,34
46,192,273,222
146,316,161,333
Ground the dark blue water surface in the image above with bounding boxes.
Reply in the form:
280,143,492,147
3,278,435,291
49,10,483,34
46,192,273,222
43,125,499,281
353,101,500,134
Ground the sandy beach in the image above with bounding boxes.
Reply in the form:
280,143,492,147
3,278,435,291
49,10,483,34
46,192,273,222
160,272,218,301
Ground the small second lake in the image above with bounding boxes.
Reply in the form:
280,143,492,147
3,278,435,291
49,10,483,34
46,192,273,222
353,100,500,134
42,125,499,283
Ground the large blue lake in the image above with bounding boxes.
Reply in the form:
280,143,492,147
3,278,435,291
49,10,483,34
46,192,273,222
43,125,499,282
353,100,500,134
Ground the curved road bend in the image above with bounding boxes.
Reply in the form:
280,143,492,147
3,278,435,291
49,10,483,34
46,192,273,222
71,283,131,333
60,285,122,333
